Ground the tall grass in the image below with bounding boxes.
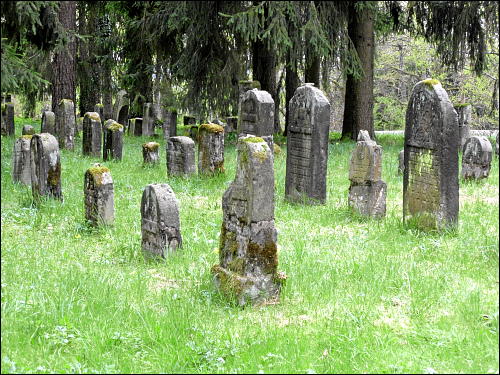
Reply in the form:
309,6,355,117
1,118,498,374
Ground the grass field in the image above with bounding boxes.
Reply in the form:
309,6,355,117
1,117,498,374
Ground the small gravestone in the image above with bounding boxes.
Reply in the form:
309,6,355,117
103,120,124,161
143,103,154,137
142,142,160,164
82,112,102,157
285,83,330,204
198,123,225,175
22,125,35,135
84,164,114,226
348,131,387,218
403,79,459,230
238,88,274,151
183,115,196,126
213,135,284,306
113,90,129,126
55,99,76,150
398,150,405,175
454,103,472,149
30,133,62,201
141,183,182,259
167,136,196,176
132,117,143,136
12,135,33,185
162,107,177,140
41,111,55,134
461,136,493,180
1,102,15,136
226,116,238,133
94,104,104,121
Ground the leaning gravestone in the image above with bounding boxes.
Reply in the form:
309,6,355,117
461,136,493,180
285,83,330,204
348,130,387,218
1,102,15,136
198,123,225,175
113,90,129,126
141,183,182,259
82,112,102,157
55,99,76,150
454,103,472,149
212,135,283,306
226,116,238,133
22,125,35,135
166,136,196,176
41,110,55,134
30,133,62,201
12,135,33,185
142,142,160,164
403,79,459,230
84,164,114,226
238,88,274,151
103,120,124,161
398,149,405,175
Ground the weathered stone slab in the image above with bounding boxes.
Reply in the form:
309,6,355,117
398,149,405,175
12,135,32,185
348,181,387,218
55,99,76,150
238,88,274,151
162,108,177,140
1,102,15,136
198,123,225,175
131,117,143,136
141,183,182,259
84,164,114,226
167,136,196,176
213,135,283,306
82,112,102,157
41,111,55,134
454,103,472,149
113,90,129,126
30,133,62,201
461,136,493,180
348,136,382,184
226,116,238,133
285,83,330,204
403,79,459,230
103,120,124,161
142,103,154,137
142,142,160,164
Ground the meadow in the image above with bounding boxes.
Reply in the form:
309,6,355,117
1,118,498,374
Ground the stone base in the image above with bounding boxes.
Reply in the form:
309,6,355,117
348,181,387,218
461,164,491,180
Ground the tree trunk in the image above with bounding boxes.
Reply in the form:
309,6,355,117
51,1,76,112
284,58,299,136
341,2,375,141
304,54,321,87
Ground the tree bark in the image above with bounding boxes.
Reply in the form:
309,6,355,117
284,57,299,136
341,2,375,140
304,54,321,87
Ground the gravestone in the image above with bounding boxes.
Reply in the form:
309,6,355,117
461,136,493,180
113,90,129,126
198,123,225,175
166,136,196,176
142,142,160,164
22,125,35,135
82,112,102,157
41,111,55,134
285,83,330,204
183,115,196,126
142,103,154,137
348,131,387,218
103,119,124,161
398,150,405,175
94,104,104,122
132,117,143,136
84,164,114,226
403,79,459,230
226,116,238,133
55,99,76,150
30,133,62,201
1,102,15,136
454,103,472,149
238,80,261,105
12,135,33,185
141,183,182,259
213,135,283,306
238,88,274,151
162,107,177,140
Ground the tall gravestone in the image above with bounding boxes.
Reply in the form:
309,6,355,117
130,118,143,136
162,108,177,140
41,111,55,134
285,83,330,204
82,112,102,157
142,103,154,137
238,88,274,152
12,135,33,185
30,133,62,201
1,102,15,136
103,120,124,161
113,90,129,126
213,136,283,306
141,184,182,259
226,116,238,133
142,142,160,164
348,131,387,218
454,103,472,149
461,136,493,180
84,164,114,226
55,99,76,150
167,136,196,176
403,79,459,230
198,123,225,175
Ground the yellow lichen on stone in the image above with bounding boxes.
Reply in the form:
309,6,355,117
200,123,224,133
59,98,73,105
107,121,124,132
142,142,159,151
273,144,282,154
87,166,110,186
85,112,101,122
243,136,265,143
21,135,33,140
422,78,440,88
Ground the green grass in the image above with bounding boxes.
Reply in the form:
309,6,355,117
1,118,498,374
